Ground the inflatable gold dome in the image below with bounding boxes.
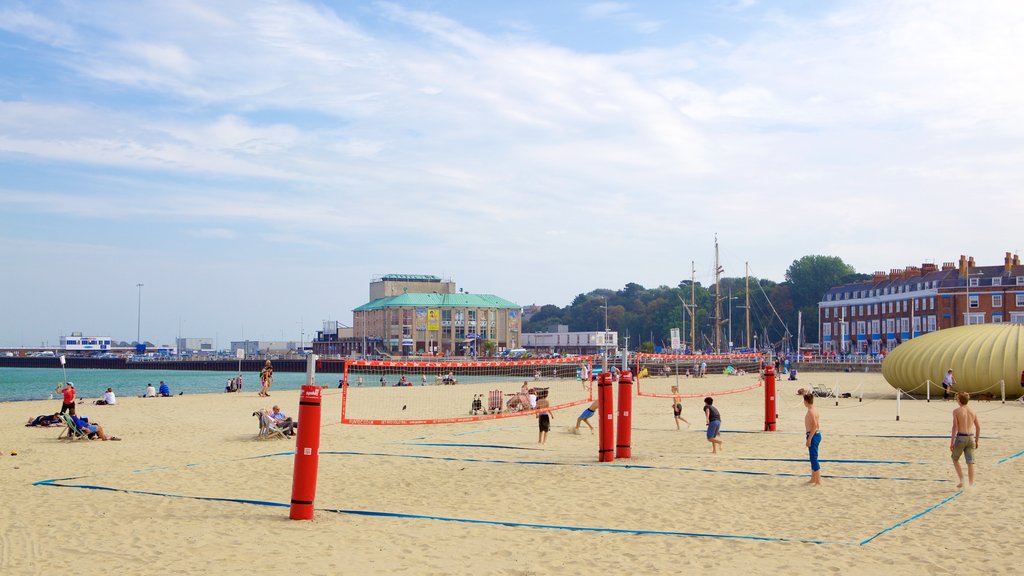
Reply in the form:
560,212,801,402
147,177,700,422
881,324,1024,397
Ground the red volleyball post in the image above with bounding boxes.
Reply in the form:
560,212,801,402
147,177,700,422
598,371,615,462
290,354,323,520
764,364,777,431
615,370,633,459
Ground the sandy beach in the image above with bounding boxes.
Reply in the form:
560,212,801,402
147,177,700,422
2,371,1021,575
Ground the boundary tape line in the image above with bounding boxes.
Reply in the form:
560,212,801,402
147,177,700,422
32,450,966,546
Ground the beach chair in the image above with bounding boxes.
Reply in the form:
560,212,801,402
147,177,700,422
254,410,288,441
811,384,833,398
58,413,88,442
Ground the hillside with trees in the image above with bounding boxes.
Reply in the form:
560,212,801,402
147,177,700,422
522,255,868,352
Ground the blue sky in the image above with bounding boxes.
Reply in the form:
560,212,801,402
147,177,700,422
1,1,1022,347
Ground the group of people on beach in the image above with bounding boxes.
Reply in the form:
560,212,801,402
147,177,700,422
570,372,982,489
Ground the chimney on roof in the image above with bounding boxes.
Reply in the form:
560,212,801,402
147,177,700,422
1015,254,1021,267
968,256,976,268
873,271,886,283
904,266,920,278
889,269,900,280
921,263,937,274
942,261,955,271
1006,252,1013,273
959,255,967,278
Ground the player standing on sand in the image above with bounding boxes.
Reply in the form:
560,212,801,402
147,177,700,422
804,393,822,487
671,385,689,430
703,397,722,454
950,391,980,489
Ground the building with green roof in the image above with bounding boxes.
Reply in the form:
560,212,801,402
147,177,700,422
354,275,522,356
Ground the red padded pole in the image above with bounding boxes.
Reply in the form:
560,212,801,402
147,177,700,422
764,364,777,432
290,356,323,520
598,371,615,462
615,370,633,459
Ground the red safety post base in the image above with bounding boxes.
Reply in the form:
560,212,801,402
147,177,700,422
290,381,323,520
598,371,615,462
615,371,633,459
764,364,777,431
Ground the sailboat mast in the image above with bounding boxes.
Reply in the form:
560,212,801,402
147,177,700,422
745,261,751,349
714,235,722,354
691,261,696,352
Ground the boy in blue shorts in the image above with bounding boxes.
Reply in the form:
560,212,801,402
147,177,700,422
804,393,822,486
703,397,723,454
575,399,600,434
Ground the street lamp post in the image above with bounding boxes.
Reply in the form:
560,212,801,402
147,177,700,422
136,283,144,346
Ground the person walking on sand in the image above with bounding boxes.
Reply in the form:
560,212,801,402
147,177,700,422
672,385,690,430
951,391,980,489
942,368,956,400
575,399,599,434
537,396,552,444
703,397,723,454
804,393,822,487
259,360,273,397
55,381,76,416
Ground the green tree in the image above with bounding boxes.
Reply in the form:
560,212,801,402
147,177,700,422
785,255,868,344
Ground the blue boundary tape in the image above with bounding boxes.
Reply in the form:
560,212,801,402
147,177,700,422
31,477,841,544
320,450,949,483
31,450,963,546
858,492,962,545
736,457,927,465
402,442,543,451
996,449,1024,465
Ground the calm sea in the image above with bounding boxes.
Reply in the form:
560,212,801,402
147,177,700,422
0,367,338,402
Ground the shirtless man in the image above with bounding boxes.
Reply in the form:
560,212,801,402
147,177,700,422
671,385,689,430
950,391,981,489
803,393,822,486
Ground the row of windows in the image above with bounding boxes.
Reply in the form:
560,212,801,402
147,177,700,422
825,294,1024,318
826,276,1024,301
824,312,1024,334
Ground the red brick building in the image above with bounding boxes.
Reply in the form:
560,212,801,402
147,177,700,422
819,253,1023,354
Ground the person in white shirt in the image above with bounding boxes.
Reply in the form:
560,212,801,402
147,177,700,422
95,387,117,405
144,383,156,398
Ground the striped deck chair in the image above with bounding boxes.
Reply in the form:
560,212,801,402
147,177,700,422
58,413,88,442
254,410,288,441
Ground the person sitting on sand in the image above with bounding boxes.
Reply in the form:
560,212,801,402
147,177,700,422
70,414,121,441
94,387,116,405
26,413,63,427
158,381,171,397
144,383,156,397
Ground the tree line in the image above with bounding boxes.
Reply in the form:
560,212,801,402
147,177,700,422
522,255,868,352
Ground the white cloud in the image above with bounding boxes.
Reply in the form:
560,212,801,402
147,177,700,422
2,0,1024,345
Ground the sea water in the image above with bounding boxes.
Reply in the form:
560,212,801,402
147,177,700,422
0,367,328,402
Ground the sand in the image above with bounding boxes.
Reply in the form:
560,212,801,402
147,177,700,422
2,371,1022,575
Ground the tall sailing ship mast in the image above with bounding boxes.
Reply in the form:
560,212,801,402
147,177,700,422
714,235,724,353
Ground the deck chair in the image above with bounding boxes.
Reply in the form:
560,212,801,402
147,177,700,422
58,413,88,442
254,410,288,440
812,384,833,398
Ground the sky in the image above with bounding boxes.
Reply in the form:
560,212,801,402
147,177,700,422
1,0,1022,348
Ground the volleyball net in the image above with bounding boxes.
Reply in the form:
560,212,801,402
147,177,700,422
634,352,764,399
338,356,595,425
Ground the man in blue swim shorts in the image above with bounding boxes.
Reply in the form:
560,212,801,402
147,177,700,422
575,399,599,434
804,393,822,486
703,397,723,454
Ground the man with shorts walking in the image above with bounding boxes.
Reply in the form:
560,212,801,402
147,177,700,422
804,393,822,487
703,397,722,454
950,391,980,489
